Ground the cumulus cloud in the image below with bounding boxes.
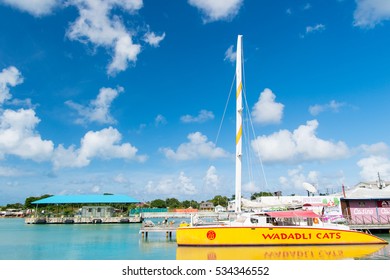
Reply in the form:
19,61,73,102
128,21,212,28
357,142,390,181
52,126,146,169
0,109,54,161
0,66,24,105
251,88,284,125
66,0,143,75
354,0,390,28
180,110,214,123
188,0,243,23
2,1,164,75
146,172,197,196
309,100,346,116
224,45,236,63
66,87,123,125
160,132,229,160
0,0,60,16
251,120,349,163
143,31,166,47
360,142,389,156
357,156,390,181
279,166,319,192
204,165,220,188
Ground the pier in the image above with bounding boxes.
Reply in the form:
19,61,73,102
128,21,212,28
140,224,178,239
25,215,141,224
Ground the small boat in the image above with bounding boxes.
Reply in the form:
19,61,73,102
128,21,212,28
176,35,388,247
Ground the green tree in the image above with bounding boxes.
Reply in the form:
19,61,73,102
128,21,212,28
210,195,229,207
250,192,273,200
182,200,199,209
165,197,181,209
150,199,166,208
24,194,52,209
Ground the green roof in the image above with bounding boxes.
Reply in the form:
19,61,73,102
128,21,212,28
32,194,139,204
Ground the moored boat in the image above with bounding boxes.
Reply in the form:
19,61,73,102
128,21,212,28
176,35,388,247
176,210,388,246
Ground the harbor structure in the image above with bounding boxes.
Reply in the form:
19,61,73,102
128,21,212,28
340,181,390,231
25,194,141,224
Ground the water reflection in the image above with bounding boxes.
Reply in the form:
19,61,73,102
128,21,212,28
176,244,387,260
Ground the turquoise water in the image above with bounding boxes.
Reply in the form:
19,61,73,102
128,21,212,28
0,218,389,260
0,218,176,260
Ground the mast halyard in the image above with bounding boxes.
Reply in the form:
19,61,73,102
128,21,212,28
235,35,243,213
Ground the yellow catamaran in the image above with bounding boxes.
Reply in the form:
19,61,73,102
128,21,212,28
176,35,388,247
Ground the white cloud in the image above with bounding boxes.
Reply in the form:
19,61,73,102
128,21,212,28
143,31,166,47
357,156,390,181
224,45,236,63
155,114,167,126
0,109,54,161
0,165,24,177
113,173,129,184
279,166,319,192
204,165,220,187
161,132,229,160
66,87,122,125
66,0,143,75
309,100,346,116
178,171,197,195
252,120,349,163
357,142,390,181
180,110,214,123
251,88,284,125
146,172,197,196
188,0,243,23
305,24,326,34
360,142,389,156
0,66,24,105
0,0,60,16
52,126,146,169
354,0,390,28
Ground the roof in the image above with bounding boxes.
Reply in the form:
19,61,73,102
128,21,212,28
265,210,319,218
339,185,390,200
32,194,139,204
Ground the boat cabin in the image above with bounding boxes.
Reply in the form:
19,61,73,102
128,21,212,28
235,210,322,227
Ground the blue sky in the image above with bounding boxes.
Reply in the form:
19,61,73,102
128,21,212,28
0,0,390,205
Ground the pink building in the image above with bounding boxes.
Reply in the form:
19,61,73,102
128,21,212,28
340,181,390,226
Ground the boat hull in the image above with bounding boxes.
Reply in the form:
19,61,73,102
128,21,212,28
176,226,388,246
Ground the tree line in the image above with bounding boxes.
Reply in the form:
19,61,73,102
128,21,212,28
1,192,274,211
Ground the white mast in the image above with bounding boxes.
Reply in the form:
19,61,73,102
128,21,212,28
235,35,243,213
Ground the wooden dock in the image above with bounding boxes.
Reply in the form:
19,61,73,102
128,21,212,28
139,224,178,239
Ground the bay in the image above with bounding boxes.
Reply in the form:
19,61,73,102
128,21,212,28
0,218,389,260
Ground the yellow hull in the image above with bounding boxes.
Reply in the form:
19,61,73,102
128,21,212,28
176,226,388,246
176,244,386,260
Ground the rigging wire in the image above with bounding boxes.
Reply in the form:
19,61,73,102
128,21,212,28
241,46,270,192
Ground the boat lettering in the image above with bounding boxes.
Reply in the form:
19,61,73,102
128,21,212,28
316,232,341,239
262,233,312,240
262,232,341,240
